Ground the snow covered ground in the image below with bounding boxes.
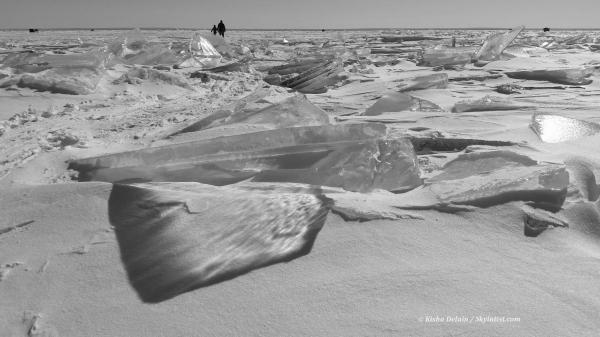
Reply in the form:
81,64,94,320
2,28,600,336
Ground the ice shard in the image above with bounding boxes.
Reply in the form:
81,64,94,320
560,33,589,45
199,33,238,58
171,94,330,135
279,59,345,94
0,49,110,94
380,36,443,43
251,137,422,193
502,45,548,58
267,58,346,94
505,68,593,85
3,67,104,95
428,163,569,209
428,150,538,182
364,92,443,116
109,182,330,303
475,26,524,62
108,28,148,58
189,33,221,58
396,73,448,92
522,204,569,237
421,148,569,210
321,155,569,220
419,47,476,67
173,33,223,69
268,59,327,76
530,113,600,143
200,58,250,73
120,44,181,66
564,157,600,202
1,50,110,73
69,123,421,192
71,123,387,171
408,137,516,154
451,95,533,113
114,68,192,89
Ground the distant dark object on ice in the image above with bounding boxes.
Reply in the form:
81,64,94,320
217,20,226,38
28,29,39,33
543,27,550,32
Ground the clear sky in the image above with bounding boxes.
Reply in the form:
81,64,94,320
1,0,599,30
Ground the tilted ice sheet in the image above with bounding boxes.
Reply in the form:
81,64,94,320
506,68,593,85
530,113,600,143
364,92,443,116
171,94,330,135
475,26,524,62
70,123,421,192
108,182,330,303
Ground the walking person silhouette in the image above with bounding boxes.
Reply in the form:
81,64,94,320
217,20,226,38
211,24,218,35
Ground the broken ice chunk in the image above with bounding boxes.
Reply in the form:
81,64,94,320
70,123,387,173
325,161,568,218
451,95,533,113
189,33,221,57
364,92,443,116
0,50,110,94
1,50,110,73
113,68,192,89
108,28,148,57
70,123,422,193
506,68,593,85
268,59,328,76
380,35,443,43
564,157,600,202
396,73,448,92
268,58,346,94
172,94,330,135
120,44,181,66
280,59,345,94
530,113,600,143
6,67,104,95
495,83,522,94
426,150,568,210
475,26,524,62
522,204,568,237
502,45,548,58
419,47,476,67
108,182,330,302
408,137,516,154
428,164,569,209
252,137,422,193
428,150,538,182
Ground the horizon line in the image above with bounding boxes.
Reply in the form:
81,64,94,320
2,26,600,31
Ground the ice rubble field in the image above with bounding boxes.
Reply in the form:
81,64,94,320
2,28,600,336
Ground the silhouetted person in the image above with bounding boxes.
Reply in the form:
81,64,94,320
217,20,226,38
211,25,218,35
